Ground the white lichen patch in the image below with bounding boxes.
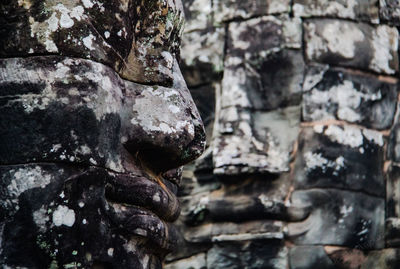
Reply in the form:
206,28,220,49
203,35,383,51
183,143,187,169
50,144,62,153
370,25,399,74
258,194,274,208
214,0,289,23
362,129,384,146
82,34,96,51
304,80,382,123
29,2,86,52
168,104,180,114
18,0,32,9
322,124,383,148
107,248,114,257
52,205,76,227
293,0,369,21
82,0,94,8
313,124,324,134
33,206,50,232
304,151,345,173
153,193,161,203
6,166,53,199
324,125,364,148
321,21,364,59
303,65,329,92
221,67,251,108
130,87,195,137
304,22,328,59
55,62,71,79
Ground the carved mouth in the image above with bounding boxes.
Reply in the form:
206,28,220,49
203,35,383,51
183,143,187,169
105,171,182,252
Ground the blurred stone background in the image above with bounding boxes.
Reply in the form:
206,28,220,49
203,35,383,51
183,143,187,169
165,1,400,268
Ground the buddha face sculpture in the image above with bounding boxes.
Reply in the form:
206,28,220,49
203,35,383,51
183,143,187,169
0,0,205,268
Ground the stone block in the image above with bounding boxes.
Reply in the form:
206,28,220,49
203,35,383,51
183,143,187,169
294,125,385,196
304,19,398,75
181,28,224,87
288,189,385,248
303,65,398,130
222,50,305,110
213,106,300,175
226,16,301,61
293,0,379,23
213,0,290,23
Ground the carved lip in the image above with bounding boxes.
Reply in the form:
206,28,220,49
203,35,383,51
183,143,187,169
107,201,179,253
105,173,181,251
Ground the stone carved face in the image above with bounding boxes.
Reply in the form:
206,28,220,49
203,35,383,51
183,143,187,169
0,1,205,268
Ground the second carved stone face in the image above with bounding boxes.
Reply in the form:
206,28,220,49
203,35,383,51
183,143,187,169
0,0,206,268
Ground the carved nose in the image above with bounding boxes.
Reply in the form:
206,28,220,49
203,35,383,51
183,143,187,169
122,60,206,173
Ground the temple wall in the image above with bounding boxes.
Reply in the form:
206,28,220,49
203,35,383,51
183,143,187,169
166,1,400,268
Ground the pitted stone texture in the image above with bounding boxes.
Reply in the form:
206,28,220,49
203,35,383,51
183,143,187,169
164,253,206,269
226,16,301,62
380,0,400,25
303,65,398,130
183,0,212,32
304,19,399,75
289,246,336,269
213,106,300,175
293,0,379,23
0,0,185,85
213,0,290,23
181,28,224,87
288,189,385,248
0,56,205,172
206,241,287,269
294,125,385,196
